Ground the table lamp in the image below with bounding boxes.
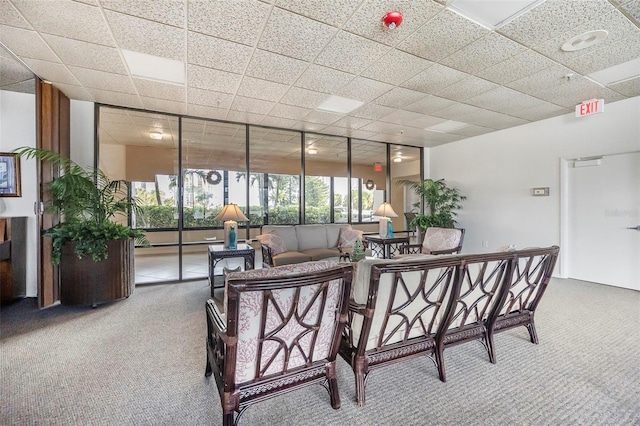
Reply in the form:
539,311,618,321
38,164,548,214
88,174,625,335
373,202,398,238
213,203,249,248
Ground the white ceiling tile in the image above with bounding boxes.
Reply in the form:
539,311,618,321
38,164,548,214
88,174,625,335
466,87,543,112
69,66,135,93
404,95,456,115
259,115,297,129
506,63,576,93
535,76,628,107
315,31,390,74
380,110,441,128
11,0,113,45
270,103,312,120
230,96,275,115
141,96,186,115
331,116,372,130
89,88,142,108
41,34,128,75
348,103,396,120
236,76,288,102
100,0,185,27
188,87,234,109
22,58,79,85
314,126,348,137
348,129,379,140
338,77,394,103
188,32,253,74
0,25,59,62
245,49,308,84
401,63,468,94
450,124,494,137
289,121,325,132
105,10,184,61
532,10,639,67
497,0,615,47
440,32,527,74
619,0,640,23
431,103,485,120
458,109,529,129
188,0,270,46
294,64,354,93
343,0,442,47
302,110,342,125
226,110,265,125
280,86,328,109
397,10,488,61
0,1,31,29
476,49,558,85
275,0,359,26
258,7,336,61
509,102,571,121
359,120,405,134
187,104,229,121
609,76,640,97
432,76,498,102
373,87,427,109
133,78,185,102
187,65,242,94
361,50,433,86
53,82,93,101
564,33,640,75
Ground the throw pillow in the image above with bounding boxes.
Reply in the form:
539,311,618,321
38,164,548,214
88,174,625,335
338,228,363,248
256,233,287,256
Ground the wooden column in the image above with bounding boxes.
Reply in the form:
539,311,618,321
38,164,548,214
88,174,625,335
36,80,70,308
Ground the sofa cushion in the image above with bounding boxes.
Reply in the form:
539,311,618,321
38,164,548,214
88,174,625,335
422,228,462,254
272,251,312,266
296,225,329,251
262,225,299,251
302,247,341,261
325,224,347,248
256,233,287,256
338,228,363,248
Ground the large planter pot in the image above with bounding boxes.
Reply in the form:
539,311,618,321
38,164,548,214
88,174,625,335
59,239,134,307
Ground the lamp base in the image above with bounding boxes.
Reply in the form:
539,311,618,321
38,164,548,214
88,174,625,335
379,217,389,238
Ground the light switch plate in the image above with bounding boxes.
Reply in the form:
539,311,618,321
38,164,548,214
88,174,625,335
532,187,549,196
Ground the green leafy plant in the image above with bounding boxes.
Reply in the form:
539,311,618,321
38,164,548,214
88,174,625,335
14,147,147,264
396,178,466,229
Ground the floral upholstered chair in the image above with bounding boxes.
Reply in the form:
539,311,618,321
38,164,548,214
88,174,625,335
400,227,465,255
205,261,353,426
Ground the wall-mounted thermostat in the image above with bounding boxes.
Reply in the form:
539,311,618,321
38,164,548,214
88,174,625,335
532,187,549,196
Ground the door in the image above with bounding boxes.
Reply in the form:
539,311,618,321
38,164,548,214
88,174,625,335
567,152,640,290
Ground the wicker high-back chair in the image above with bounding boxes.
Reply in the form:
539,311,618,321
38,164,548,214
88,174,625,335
205,261,353,426
401,227,465,255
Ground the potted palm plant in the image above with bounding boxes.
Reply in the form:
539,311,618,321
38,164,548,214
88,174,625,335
15,147,147,306
397,178,466,239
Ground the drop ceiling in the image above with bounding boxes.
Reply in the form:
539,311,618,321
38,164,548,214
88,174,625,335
1,0,639,148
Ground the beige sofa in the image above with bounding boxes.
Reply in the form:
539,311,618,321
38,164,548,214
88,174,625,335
259,224,359,267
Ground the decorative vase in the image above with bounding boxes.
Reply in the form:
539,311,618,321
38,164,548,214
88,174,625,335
229,225,237,249
387,220,394,238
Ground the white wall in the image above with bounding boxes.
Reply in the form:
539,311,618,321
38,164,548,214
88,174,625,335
0,91,38,296
70,100,95,168
429,96,640,277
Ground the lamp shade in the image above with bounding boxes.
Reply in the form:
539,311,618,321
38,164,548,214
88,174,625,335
213,203,249,222
373,202,398,218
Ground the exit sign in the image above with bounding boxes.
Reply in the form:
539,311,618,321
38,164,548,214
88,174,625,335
575,99,604,117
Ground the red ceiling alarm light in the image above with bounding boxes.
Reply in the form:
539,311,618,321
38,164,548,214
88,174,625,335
382,11,403,29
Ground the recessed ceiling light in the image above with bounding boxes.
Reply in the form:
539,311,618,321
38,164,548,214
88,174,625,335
448,0,545,30
307,148,318,155
122,49,185,85
393,157,402,163
426,120,469,133
587,57,640,86
561,30,608,52
317,95,364,114
149,131,163,140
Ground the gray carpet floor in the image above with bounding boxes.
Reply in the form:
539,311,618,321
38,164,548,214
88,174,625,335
1,277,639,425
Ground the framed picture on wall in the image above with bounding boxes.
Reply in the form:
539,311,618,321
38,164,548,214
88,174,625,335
0,153,21,197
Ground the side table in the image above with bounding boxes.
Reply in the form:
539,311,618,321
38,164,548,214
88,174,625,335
208,243,255,295
364,235,409,259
